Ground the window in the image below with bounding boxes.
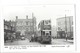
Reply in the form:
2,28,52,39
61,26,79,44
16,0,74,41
42,31,45,35
30,22,33,26
44,20,51,25
26,22,28,25
45,21,48,25
4,25,8,29
46,33,49,36
26,28,28,31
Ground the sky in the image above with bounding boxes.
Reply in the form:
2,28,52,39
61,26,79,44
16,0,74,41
2,5,74,26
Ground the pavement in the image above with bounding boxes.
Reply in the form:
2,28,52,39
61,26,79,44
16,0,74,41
52,39,73,45
4,38,73,45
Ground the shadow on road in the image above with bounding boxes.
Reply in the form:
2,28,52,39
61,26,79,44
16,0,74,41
40,42,52,45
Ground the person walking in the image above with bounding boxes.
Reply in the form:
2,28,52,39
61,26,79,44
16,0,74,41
30,34,34,42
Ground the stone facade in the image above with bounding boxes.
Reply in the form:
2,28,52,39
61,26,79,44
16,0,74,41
15,14,36,36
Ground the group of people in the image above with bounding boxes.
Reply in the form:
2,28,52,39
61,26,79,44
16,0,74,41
4,33,16,43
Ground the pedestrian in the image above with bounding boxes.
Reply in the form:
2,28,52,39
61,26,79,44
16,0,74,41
10,33,14,42
30,34,34,42
4,32,8,43
13,33,16,40
65,33,67,41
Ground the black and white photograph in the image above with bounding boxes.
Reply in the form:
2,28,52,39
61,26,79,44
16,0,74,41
3,5,74,46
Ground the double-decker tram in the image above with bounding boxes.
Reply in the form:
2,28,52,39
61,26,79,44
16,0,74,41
37,20,52,43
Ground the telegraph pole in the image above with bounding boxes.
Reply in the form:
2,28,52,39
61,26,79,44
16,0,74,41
65,10,70,41
65,14,67,41
69,17,71,39
32,13,34,34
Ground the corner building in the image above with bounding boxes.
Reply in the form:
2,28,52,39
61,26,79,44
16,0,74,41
16,14,36,39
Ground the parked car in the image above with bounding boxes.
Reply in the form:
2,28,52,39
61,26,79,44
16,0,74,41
21,36,25,40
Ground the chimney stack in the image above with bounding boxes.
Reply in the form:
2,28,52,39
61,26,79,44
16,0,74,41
16,16,18,19
26,15,28,19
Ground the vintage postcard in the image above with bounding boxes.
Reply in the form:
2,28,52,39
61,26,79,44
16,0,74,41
0,4,76,52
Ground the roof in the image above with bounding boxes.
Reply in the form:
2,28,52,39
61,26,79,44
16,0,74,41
57,16,73,20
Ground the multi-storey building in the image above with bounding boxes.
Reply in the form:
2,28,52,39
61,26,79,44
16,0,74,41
4,20,16,42
57,16,73,39
4,20,15,34
15,14,36,37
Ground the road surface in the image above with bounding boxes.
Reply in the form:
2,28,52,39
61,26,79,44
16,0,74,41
5,38,73,45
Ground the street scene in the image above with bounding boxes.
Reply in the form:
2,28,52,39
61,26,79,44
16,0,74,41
4,5,74,45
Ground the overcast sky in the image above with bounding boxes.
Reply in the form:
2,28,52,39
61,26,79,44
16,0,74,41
2,5,74,26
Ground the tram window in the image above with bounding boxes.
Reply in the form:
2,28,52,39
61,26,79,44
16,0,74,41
43,31,45,35
41,31,42,35
50,31,51,35
41,31,45,35
46,33,49,36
